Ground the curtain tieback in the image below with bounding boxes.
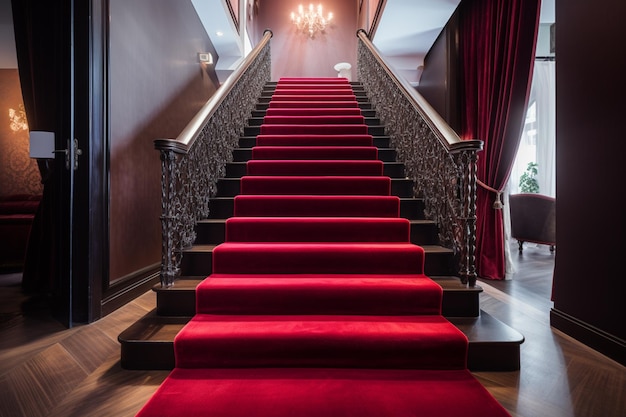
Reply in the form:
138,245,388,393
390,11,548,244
477,179,503,210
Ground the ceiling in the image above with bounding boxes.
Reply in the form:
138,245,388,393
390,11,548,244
192,0,556,83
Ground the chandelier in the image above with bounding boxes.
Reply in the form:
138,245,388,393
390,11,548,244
291,4,333,38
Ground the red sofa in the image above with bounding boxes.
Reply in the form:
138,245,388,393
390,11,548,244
0,194,41,270
509,193,556,252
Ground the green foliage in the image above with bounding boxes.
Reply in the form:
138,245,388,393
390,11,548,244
519,162,539,193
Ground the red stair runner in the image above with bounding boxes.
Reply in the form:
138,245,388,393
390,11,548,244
135,77,511,417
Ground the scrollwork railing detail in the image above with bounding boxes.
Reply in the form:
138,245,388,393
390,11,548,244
155,31,272,287
357,30,482,286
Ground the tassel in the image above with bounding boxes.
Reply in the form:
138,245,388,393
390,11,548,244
493,191,503,209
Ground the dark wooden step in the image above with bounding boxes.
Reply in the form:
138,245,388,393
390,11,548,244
214,177,413,198
194,218,437,246
179,244,454,277
232,147,396,162
118,309,522,371
251,109,377,118
243,124,385,137
237,135,391,148
247,116,381,127
153,276,482,318
256,101,373,111
225,161,405,178
205,196,426,220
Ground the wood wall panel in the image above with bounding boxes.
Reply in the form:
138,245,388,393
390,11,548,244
109,0,219,283
551,0,625,363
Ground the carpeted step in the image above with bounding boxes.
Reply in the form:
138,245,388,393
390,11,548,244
263,115,365,125
269,100,359,108
274,82,353,89
277,77,351,83
252,145,378,160
212,242,424,274
240,176,390,195
270,94,357,102
260,124,368,135
256,134,373,146
233,195,401,217
174,314,468,369
272,89,356,96
195,274,442,316
225,217,410,242
135,368,510,417
265,108,361,116
246,160,384,176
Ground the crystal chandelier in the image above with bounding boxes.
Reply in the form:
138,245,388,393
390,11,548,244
291,4,333,38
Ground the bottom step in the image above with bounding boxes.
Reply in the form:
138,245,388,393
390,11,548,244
154,276,483,317
135,368,511,417
118,310,523,371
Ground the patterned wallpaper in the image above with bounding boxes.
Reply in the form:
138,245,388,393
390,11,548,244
0,69,43,197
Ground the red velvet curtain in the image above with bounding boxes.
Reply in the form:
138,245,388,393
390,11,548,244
11,0,67,292
458,0,541,279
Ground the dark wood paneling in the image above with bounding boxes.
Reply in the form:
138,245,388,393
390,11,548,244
550,0,626,361
417,9,460,132
108,0,219,285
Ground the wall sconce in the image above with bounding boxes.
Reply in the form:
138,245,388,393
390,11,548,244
198,52,213,65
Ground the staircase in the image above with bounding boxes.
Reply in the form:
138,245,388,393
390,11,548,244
120,78,523,386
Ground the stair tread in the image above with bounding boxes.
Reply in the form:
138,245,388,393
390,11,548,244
119,310,522,372
120,310,521,345
183,243,451,253
133,368,511,417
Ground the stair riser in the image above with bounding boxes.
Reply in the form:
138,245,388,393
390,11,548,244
239,135,390,148
244,124,385,136
156,283,478,318
194,219,437,245
256,102,373,111
251,109,377,118
121,337,518,372
175,317,468,369
225,162,405,178
180,248,453,277
205,197,425,220
248,117,381,127
215,177,413,197
233,148,397,162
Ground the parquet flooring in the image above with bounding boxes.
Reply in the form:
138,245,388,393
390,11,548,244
0,243,624,417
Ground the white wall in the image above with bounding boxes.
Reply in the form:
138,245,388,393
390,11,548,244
0,0,17,68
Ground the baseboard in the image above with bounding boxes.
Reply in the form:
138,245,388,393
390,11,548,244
101,263,160,316
550,308,625,366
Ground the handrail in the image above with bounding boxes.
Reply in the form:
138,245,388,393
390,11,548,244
356,29,482,154
155,29,273,287
155,29,273,154
356,29,481,286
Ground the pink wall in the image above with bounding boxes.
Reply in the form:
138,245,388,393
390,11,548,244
256,0,359,79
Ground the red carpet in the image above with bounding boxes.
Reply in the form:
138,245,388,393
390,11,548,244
136,77,511,416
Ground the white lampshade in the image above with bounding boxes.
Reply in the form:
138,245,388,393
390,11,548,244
29,131,55,159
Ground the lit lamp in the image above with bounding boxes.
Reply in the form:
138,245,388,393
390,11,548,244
29,131,55,159
291,3,333,38
198,52,213,65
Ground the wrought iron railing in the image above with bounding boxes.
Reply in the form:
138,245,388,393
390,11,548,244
154,30,272,287
356,29,483,287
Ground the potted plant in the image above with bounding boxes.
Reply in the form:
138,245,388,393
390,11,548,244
519,162,539,193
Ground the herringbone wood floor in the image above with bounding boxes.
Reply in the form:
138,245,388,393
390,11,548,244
0,243,624,417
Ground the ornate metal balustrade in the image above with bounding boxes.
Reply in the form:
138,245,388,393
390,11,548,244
356,30,483,286
154,30,273,287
